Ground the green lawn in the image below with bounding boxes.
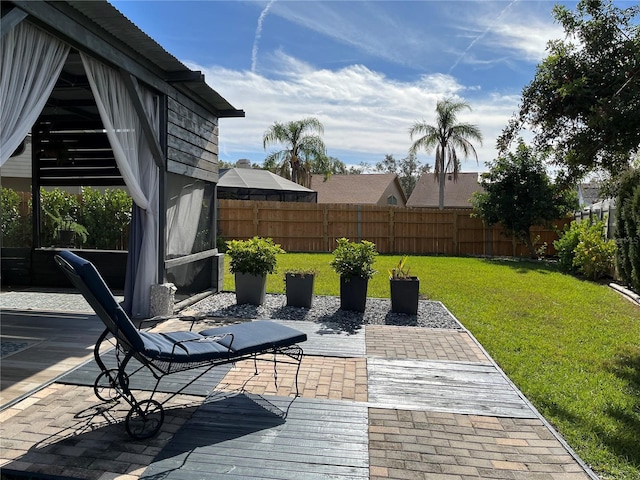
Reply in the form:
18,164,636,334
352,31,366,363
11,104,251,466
224,253,640,479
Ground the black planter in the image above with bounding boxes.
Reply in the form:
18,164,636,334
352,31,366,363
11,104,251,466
56,230,77,247
339,275,369,312
234,272,267,305
285,273,315,308
390,277,420,315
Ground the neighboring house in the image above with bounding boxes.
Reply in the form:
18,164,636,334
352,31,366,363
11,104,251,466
577,181,602,207
218,160,317,202
309,173,407,206
407,172,484,208
0,138,32,192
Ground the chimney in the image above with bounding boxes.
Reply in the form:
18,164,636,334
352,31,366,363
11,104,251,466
236,159,251,169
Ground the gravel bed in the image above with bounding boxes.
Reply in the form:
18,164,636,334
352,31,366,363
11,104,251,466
188,292,462,330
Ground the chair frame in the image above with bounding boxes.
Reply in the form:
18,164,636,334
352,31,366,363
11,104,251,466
55,252,305,439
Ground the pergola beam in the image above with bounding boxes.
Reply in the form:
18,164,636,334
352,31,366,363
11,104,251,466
1,6,28,39
120,70,165,169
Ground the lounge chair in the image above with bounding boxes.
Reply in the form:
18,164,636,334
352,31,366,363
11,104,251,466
54,250,307,439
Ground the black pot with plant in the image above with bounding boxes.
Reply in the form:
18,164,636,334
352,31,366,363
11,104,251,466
330,237,377,312
226,236,285,305
389,256,420,315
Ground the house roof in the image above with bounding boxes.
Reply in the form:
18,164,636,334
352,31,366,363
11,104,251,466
577,182,602,207
309,173,406,204
407,172,484,208
219,168,315,192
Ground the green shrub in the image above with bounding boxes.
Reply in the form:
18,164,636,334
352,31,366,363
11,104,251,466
1,188,31,247
554,221,585,273
80,187,132,249
330,237,378,279
555,219,616,280
572,222,617,280
226,236,285,276
615,168,640,292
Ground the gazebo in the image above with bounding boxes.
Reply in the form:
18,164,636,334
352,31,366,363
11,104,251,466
0,1,244,317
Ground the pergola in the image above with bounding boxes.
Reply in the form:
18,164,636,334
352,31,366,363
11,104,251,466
0,1,244,317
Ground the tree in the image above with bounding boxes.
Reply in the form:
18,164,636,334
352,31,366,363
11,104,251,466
409,98,483,209
309,155,348,177
375,153,431,197
615,168,640,292
499,0,640,183
262,117,326,187
471,140,578,258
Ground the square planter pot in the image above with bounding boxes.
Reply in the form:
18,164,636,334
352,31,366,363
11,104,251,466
285,273,315,308
234,272,267,305
340,275,369,312
390,277,420,315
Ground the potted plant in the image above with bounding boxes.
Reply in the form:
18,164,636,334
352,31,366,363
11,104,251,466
226,236,285,305
285,269,316,309
389,256,420,315
330,238,377,312
44,207,88,248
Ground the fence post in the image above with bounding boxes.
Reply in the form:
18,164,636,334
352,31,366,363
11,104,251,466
389,208,394,253
323,205,329,252
453,211,458,255
253,202,259,237
357,205,361,242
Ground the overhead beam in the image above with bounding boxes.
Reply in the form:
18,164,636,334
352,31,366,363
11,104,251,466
1,6,28,39
165,70,205,83
120,70,166,169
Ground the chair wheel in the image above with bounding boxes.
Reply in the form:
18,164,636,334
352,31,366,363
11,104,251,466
94,369,128,401
126,399,165,439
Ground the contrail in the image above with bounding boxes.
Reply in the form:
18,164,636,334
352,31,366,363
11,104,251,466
448,0,519,75
252,0,275,73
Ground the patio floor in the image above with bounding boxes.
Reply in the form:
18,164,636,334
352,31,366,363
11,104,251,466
0,289,597,480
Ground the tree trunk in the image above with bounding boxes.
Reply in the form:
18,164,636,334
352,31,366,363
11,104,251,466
438,170,445,210
523,230,537,259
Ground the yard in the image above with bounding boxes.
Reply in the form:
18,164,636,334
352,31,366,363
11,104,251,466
224,253,640,480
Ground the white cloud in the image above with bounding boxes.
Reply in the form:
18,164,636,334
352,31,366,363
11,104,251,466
191,52,520,171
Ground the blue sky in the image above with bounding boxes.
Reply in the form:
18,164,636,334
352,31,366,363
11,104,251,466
109,1,630,172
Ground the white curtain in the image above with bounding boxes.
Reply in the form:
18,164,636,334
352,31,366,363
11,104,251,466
166,180,205,257
0,22,69,166
81,53,159,318
166,180,206,285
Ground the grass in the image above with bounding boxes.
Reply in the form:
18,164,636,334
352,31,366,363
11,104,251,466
224,253,640,479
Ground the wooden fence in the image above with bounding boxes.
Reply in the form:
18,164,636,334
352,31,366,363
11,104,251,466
218,199,571,257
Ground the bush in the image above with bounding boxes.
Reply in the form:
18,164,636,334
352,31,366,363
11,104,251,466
555,219,615,280
1,188,31,247
81,187,132,249
615,168,640,292
226,236,285,276
330,237,378,279
573,224,617,280
554,221,585,273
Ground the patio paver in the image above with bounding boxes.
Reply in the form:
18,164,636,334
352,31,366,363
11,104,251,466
0,290,596,480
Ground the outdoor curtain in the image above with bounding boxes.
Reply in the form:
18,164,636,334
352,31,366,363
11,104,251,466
81,52,160,318
0,22,69,166
166,179,206,284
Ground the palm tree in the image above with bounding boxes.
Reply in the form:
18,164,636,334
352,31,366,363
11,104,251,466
262,117,326,187
409,98,483,209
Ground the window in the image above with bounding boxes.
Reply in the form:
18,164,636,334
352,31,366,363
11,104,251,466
387,194,398,205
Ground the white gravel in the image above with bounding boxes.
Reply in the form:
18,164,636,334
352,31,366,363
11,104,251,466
189,292,462,330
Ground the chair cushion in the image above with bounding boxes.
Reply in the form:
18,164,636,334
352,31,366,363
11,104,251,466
199,320,307,356
139,331,231,362
58,250,144,351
